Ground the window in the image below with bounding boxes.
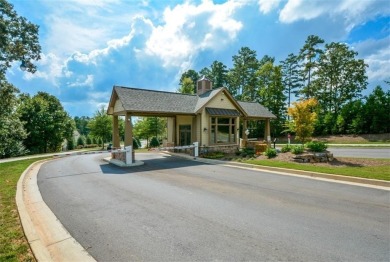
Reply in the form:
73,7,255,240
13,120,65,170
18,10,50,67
210,117,236,144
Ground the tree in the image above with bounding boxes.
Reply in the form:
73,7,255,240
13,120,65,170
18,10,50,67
363,86,390,134
179,69,199,94
256,61,286,136
314,42,367,115
178,77,194,94
281,53,301,109
286,98,318,143
18,92,75,153
210,61,228,88
133,117,166,146
298,35,324,98
88,106,112,149
74,116,91,136
0,0,41,76
229,47,259,101
0,79,27,158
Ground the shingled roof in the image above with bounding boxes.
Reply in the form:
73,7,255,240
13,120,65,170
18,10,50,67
108,85,276,119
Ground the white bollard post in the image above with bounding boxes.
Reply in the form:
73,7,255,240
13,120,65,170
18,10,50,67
125,146,132,165
193,142,199,158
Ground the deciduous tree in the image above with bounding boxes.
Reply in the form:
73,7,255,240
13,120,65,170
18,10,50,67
286,98,318,143
88,107,112,149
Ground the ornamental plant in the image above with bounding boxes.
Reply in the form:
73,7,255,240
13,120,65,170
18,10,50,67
264,148,277,158
306,141,328,152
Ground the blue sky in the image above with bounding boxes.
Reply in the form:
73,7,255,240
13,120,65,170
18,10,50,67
6,0,390,117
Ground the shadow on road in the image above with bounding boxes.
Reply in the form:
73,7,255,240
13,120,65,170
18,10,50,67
99,154,207,175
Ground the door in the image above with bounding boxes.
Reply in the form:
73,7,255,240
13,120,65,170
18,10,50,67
179,125,191,146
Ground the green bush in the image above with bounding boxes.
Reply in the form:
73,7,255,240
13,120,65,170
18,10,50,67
77,136,85,146
133,137,141,149
291,145,305,154
264,148,277,158
86,136,92,145
281,144,292,153
238,147,256,158
202,151,225,159
149,137,160,148
306,141,328,152
67,139,75,150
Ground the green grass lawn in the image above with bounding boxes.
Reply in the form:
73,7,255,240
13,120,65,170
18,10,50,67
244,159,390,181
0,157,49,262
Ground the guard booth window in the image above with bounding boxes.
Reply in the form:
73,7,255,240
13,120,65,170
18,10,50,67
179,125,191,146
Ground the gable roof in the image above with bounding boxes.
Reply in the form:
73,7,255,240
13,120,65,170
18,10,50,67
108,85,276,119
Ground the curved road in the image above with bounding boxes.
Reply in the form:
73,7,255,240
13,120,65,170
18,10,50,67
37,153,389,261
328,147,389,158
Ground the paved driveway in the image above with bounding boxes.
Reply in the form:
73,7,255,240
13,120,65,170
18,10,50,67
38,153,389,261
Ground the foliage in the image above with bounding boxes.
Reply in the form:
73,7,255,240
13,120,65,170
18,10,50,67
133,137,141,149
202,151,225,159
237,147,255,158
264,148,277,158
0,81,28,158
149,137,160,148
362,86,390,134
74,116,91,136
133,117,166,144
0,157,48,261
88,106,112,148
281,53,301,109
281,144,292,153
180,69,199,94
77,135,85,147
286,98,318,143
18,92,75,154
67,138,75,150
291,145,305,154
306,141,328,152
86,136,92,145
0,0,41,76
178,77,194,94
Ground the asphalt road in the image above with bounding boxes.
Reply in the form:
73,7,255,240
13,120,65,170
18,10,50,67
328,147,390,158
38,153,390,262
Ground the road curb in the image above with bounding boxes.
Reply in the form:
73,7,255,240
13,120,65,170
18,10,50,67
16,159,96,262
164,152,390,189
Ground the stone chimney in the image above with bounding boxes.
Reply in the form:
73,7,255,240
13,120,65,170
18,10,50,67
197,75,213,95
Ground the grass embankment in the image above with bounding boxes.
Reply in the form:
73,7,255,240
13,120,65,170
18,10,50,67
0,157,49,261
244,158,390,181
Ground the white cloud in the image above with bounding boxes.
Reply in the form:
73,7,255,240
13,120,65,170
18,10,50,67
354,37,390,81
68,75,94,88
144,0,245,69
258,0,281,14
279,0,390,31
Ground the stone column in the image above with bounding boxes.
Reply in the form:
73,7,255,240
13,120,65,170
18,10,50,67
112,115,120,148
124,112,133,147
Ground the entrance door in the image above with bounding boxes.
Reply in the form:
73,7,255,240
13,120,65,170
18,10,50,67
179,125,191,146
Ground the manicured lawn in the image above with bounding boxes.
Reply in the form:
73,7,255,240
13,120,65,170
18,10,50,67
244,159,390,181
0,157,49,262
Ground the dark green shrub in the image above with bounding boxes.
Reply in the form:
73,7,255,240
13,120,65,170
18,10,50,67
86,136,92,145
149,137,160,148
306,141,328,152
67,139,75,150
264,148,277,158
133,137,141,149
77,136,85,147
239,147,255,158
291,145,305,154
281,144,291,153
202,151,225,159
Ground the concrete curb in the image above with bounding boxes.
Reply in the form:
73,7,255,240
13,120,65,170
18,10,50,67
16,159,96,262
164,152,390,190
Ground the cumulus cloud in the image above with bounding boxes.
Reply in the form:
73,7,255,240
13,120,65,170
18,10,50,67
278,0,390,31
258,0,281,14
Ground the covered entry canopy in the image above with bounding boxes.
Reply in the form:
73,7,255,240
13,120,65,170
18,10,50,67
107,81,276,149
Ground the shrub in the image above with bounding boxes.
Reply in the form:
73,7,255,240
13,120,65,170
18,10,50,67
149,137,160,148
77,136,85,147
86,136,92,145
291,145,305,154
67,139,75,150
202,151,225,159
238,147,256,158
306,141,328,152
281,144,292,153
264,148,277,158
133,137,141,149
